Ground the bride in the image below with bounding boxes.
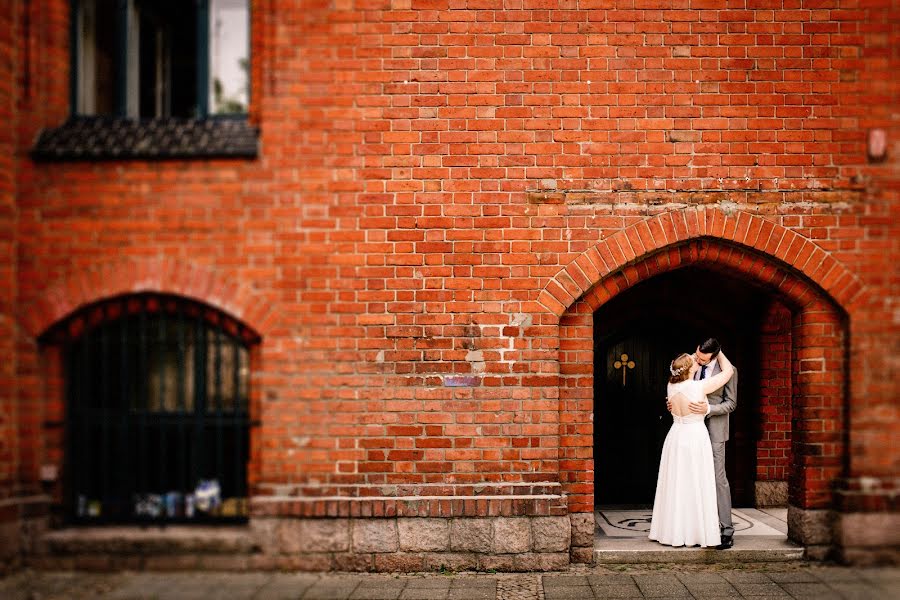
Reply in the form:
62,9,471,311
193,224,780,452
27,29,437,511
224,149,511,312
648,349,735,548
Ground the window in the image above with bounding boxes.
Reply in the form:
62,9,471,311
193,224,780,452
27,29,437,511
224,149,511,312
43,294,258,523
72,0,249,118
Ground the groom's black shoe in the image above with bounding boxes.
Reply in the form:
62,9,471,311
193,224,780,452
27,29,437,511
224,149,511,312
715,534,734,550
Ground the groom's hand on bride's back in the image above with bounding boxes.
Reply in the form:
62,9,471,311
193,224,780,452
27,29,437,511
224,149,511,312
665,398,672,413
688,401,708,414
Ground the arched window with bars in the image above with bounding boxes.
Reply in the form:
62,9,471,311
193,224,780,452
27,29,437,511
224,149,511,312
41,293,258,524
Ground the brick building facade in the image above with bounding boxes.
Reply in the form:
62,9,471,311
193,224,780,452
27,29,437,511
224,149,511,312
1,0,897,572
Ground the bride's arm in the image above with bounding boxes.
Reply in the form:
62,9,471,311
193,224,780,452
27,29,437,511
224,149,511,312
701,350,734,395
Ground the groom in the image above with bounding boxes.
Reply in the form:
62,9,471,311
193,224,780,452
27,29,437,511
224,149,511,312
690,337,738,550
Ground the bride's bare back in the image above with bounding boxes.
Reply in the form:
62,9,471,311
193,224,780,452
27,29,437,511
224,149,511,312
668,389,695,417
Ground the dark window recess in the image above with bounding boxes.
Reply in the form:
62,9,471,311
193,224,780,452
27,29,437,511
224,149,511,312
42,294,259,524
72,0,248,119
32,0,255,161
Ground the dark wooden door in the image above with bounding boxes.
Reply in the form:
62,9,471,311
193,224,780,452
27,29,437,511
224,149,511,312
592,269,763,509
594,328,693,506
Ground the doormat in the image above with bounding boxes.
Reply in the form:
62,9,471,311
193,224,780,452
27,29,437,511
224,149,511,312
595,509,784,537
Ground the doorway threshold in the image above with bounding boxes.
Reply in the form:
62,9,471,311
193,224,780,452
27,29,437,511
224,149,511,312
594,507,804,564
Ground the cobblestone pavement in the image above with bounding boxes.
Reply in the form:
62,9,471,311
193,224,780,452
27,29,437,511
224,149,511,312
0,563,897,599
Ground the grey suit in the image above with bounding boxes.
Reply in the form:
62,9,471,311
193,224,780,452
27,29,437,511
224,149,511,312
697,360,737,539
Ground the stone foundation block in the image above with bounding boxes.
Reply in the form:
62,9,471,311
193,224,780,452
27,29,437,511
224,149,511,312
571,546,594,564
492,517,530,554
398,518,449,552
450,519,492,553
527,552,570,571
265,518,350,554
373,552,425,572
422,552,478,572
333,552,374,572
352,519,398,553
755,481,788,507
531,516,570,552
836,512,900,547
477,553,516,571
569,513,595,549
788,506,833,546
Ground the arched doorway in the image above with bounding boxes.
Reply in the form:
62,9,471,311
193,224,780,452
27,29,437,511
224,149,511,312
593,267,766,508
550,216,854,552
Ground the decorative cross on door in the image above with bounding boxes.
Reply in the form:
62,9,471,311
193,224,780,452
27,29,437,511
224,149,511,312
614,353,635,386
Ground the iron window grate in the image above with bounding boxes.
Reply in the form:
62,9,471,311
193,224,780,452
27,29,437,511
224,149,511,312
42,293,258,524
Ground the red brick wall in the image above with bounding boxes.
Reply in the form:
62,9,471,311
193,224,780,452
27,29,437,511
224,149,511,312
0,0,18,510
11,1,899,522
758,300,792,483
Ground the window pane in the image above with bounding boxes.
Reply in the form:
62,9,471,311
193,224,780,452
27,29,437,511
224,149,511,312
208,0,249,114
77,0,117,115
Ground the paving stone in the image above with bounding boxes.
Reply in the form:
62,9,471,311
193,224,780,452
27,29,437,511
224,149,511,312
809,567,867,582
858,568,900,582
495,574,540,600
397,588,448,600
826,581,895,600
676,572,728,584
631,573,682,586
585,583,643,598
403,578,451,589
765,571,819,583
778,582,843,599
633,582,692,597
2,564,899,600
586,574,635,586
301,583,362,600
543,575,588,587
542,585,592,600
349,586,405,600
721,572,773,584
680,582,739,597
450,579,495,589
254,576,317,600
729,581,792,597
447,587,493,600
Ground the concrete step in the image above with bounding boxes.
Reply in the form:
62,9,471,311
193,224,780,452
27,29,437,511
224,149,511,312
594,536,805,564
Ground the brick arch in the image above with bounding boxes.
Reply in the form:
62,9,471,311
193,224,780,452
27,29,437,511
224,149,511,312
539,207,864,317
25,257,272,339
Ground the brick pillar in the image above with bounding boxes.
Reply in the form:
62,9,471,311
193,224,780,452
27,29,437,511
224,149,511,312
787,298,846,558
0,0,18,574
755,299,792,506
558,303,594,564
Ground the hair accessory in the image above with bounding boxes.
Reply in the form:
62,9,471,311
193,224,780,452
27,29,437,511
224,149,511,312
669,362,689,376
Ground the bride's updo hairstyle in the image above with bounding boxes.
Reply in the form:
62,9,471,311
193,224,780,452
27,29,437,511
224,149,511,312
668,353,693,384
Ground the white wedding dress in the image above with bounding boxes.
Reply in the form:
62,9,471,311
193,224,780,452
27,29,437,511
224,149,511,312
648,379,721,547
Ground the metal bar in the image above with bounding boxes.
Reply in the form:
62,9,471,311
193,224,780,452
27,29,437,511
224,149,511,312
214,326,223,489
158,311,167,505
233,339,241,507
139,300,148,501
177,303,188,497
100,314,110,518
193,313,206,487
119,306,130,519
67,338,82,520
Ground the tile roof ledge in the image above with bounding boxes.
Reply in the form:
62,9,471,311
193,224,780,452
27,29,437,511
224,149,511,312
31,116,259,162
